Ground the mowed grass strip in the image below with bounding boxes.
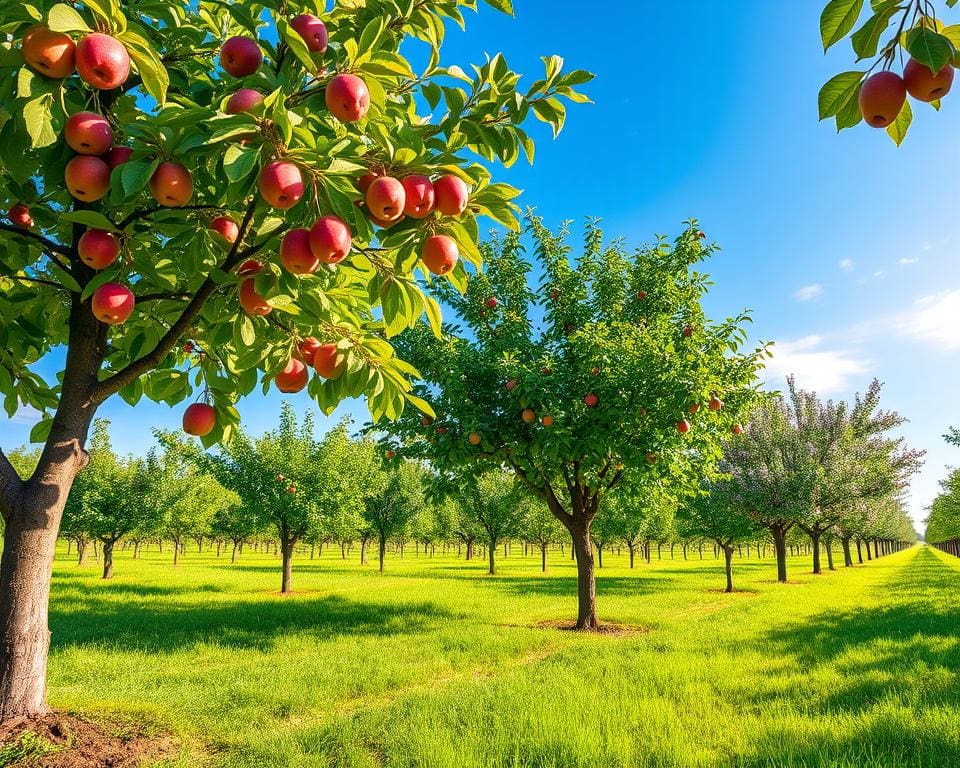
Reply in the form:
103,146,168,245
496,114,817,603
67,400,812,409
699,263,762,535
45,543,960,767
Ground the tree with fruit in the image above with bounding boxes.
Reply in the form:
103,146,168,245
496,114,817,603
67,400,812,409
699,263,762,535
0,0,590,719
384,217,768,629
818,0,959,144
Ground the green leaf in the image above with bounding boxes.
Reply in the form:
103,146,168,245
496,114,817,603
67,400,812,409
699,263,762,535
277,18,317,72
223,144,260,183
818,70,864,120
481,0,514,15
851,7,897,59
904,27,955,74
886,98,912,145
60,210,117,231
29,417,52,444
122,34,169,105
120,159,157,197
22,94,57,148
47,3,91,33
821,0,864,51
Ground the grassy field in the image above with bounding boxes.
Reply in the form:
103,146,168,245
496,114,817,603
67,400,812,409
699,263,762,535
41,541,960,767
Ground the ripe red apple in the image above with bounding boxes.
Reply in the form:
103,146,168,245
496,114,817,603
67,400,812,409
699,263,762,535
183,403,216,437
238,278,271,315
366,176,405,221
485,296,498,309
275,357,309,393
22,26,75,79
290,14,328,53
65,156,111,201
103,145,133,169
313,343,346,379
433,174,469,216
258,161,304,209
646,452,657,464
541,415,554,427
64,111,113,155
309,215,352,263
677,419,691,434
297,337,322,362
76,33,130,89
904,58,954,103
522,408,536,424
150,162,193,207
688,403,701,414
709,396,723,411
280,228,321,274
210,215,239,244
732,424,744,435
220,36,262,77
583,393,598,407
504,379,518,392
549,289,560,301
468,432,481,445
859,71,907,128
91,282,134,325
78,229,119,269
637,290,647,300
682,325,693,338
325,73,370,122
237,259,263,276
401,175,435,218
288,485,297,493
422,235,458,275
385,450,396,460
225,88,264,115
7,204,33,229
357,171,379,193
183,341,195,354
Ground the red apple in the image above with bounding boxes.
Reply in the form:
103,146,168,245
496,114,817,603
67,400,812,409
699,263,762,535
313,343,346,379
225,88,264,115
325,73,370,122
288,485,297,493
485,297,498,309
421,415,434,427
522,408,536,424
385,449,396,460
505,378,517,391
275,357,309,393
904,58,954,103
7,204,33,229
688,403,701,414
637,290,647,300
309,215,351,264
103,145,133,169
75,33,130,89
258,161,304,209
150,162,193,207
682,325,693,337
238,278,271,315
422,235,458,275
677,419,691,434
436,426,448,435
732,424,744,435
91,282,134,325
542,367,552,375
433,174,469,216
290,14,328,53
78,229,119,269
210,216,239,244
22,26,75,79
550,289,560,301
541,415,554,427
183,341,195,353
64,111,113,155
237,259,263,276
65,156,111,201
583,393,598,407
297,336,322,362
183,403,216,437
357,171,379,193
366,176,405,221
280,228,320,274
859,71,907,128
709,396,723,411
369,212,405,229
401,175,435,218
468,432,481,445
220,36,262,77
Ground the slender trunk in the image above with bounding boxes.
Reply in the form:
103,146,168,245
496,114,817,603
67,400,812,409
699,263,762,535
541,542,547,573
874,539,880,559
570,521,598,630
723,544,734,593
628,543,635,569
842,537,853,567
280,535,295,594
231,540,239,563
810,530,822,575
772,526,788,583
101,539,114,580
826,538,835,571
856,539,864,563
378,533,386,574
76,538,87,567
596,543,603,568
865,540,872,560
360,538,368,565
172,537,180,566
488,537,496,575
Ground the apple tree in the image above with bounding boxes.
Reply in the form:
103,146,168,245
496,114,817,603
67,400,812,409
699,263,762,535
384,217,768,629
0,0,591,718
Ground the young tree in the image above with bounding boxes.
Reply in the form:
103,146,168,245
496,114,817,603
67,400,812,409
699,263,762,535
363,457,427,573
0,0,590,718
602,484,677,568
386,218,766,628
464,470,525,575
211,499,265,563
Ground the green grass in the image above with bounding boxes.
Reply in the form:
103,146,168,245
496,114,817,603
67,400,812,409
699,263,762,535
44,542,960,767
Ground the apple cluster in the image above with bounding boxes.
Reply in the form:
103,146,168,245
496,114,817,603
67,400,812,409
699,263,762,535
859,58,955,128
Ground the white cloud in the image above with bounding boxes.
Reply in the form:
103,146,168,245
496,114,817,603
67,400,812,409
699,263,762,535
763,335,868,394
896,289,960,351
897,257,918,266
794,284,823,302
839,259,854,273
873,270,886,279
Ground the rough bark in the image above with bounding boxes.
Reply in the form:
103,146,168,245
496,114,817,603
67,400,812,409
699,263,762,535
378,533,387,574
723,543,734,593
101,539,114,580
771,525,788,583
569,520,598,630
280,535,295,594
841,536,853,567
488,537,497,575
540,542,547,572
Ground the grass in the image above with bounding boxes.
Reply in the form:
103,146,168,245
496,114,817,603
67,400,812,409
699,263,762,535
42,541,960,767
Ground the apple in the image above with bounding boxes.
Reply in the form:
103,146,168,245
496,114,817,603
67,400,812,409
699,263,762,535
183,341,195,353
75,33,130,89
91,282,134,325
65,156,111,201
401,175,435,218
421,415,434,427
309,215,352,263
583,393,598,407
78,229,119,269
541,415,554,427
549,289,560,301
732,424,744,435
210,216,239,244
290,14,328,53
468,432,482,445
237,259,263,276
422,235,458,275
275,357,309,393
8,204,33,229
288,485,297,493
314,342,346,379
22,26,75,79
385,450,396,460
183,403,217,437
225,88,264,115
646,452,657,464
258,161,304,209
542,367,552,375
688,403,701,414
859,71,907,128
366,176,405,221
238,278,271,315
522,408,536,424
433,174,469,216
220,36,262,77
682,325,693,338
904,58,954,103
637,290,647,300
591,366,600,376
297,336,322,362
325,73,370,122
369,212,405,229
149,162,193,207
677,419,691,434
505,378,517,391
638,407,648,417
709,396,723,411
485,297,498,309
278,228,319,274
357,171,380,193
103,145,133,169
64,111,113,155
436,426,448,435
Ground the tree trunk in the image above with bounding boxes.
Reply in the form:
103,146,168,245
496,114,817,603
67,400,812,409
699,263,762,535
723,544,734,593
628,543,635,568
378,533,387,574
280,536,295,594
856,539,864,563
360,538,368,565
541,543,547,572
810,530,822,575
569,520,598,630
826,538,835,571
771,525,788,583
842,537,853,567
101,539,114,580
172,538,180,566
76,538,87,567
596,543,603,568
488,537,496,575
231,540,239,563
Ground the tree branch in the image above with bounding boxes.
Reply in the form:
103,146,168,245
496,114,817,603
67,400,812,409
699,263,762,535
118,204,221,229
0,222,74,258
7,275,70,291
0,447,25,523
137,292,192,304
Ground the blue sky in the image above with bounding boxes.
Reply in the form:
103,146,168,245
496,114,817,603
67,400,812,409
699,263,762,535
5,1,960,529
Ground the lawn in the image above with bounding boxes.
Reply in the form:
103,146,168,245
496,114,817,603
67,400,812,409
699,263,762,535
44,542,960,767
